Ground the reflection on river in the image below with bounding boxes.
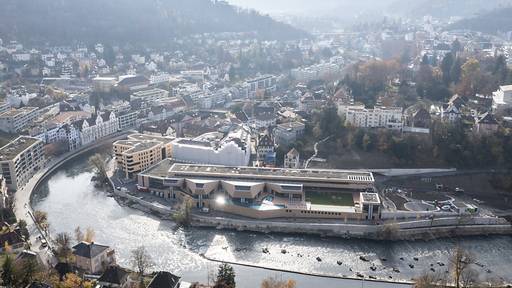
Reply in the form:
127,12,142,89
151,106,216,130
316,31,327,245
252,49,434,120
31,153,512,287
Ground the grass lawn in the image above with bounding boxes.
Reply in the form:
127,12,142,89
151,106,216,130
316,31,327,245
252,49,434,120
305,192,354,206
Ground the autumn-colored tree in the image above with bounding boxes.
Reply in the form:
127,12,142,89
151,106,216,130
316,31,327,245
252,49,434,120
261,276,296,288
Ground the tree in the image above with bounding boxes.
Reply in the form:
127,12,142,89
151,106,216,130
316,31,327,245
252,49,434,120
441,52,454,85
33,210,49,233
15,258,40,287
261,276,296,288
450,246,475,288
55,232,72,262
172,199,193,227
215,263,236,288
84,227,95,243
414,272,447,288
89,154,108,184
131,246,154,285
1,254,14,287
74,226,84,243
17,220,30,240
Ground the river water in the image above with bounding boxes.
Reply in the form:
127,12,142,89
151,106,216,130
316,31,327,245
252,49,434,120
31,153,512,287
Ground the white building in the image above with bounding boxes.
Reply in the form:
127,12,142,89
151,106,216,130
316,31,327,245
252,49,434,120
0,137,45,191
492,85,512,113
171,128,251,167
130,88,169,104
93,77,117,93
75,111,119,146
274,122,306,146
291,62,342,82
0,107,40,133
284,148,300,169
340,105,403,129
244,75,277,99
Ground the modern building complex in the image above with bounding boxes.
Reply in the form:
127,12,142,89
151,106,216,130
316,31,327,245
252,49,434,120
0,136,44,191
138,161,379,220
0,107,39,133
114,134,174,179
339,105,403,129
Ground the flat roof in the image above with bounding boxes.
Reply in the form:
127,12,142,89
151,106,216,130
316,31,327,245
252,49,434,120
0,107,38,118
360,192,380,204
0,136,40,161
167,164,374,183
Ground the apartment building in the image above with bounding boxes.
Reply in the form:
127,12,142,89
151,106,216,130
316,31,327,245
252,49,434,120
0,136,44,191
76,111,119,146
113,134,174,179
0,107,40,133
130,88,169,105
340,105,403,129
244,75,276,99
492,85,512,113
72,242,116,275
274,122,306,146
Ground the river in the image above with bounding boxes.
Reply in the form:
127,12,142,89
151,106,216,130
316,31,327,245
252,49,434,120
31,152,512,287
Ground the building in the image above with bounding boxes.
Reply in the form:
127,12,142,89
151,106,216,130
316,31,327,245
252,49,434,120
474,112,499,135
274,122,305,146
130,88,169,106
113,134,174,179
291,62,341,82
0,107,40,133
76,111,119,146
92,77,117,93
492,85,512,113
441,104,461,123
360,192,381,220
249,104,277,129
72,242,116,275
0,101,10,114
244,75,277,99
284,148,300,169
256,132,276,167
340,105,403,129
138,162,377,220
98,265,133,288
0,137,44,191
116,75,150,92
147,271,182,288
118,111,139,130
0,175,7,208
170,128,251,167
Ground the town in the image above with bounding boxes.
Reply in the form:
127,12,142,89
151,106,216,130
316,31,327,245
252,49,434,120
1,0,512,287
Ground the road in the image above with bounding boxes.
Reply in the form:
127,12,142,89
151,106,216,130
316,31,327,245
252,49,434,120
13,131,131,267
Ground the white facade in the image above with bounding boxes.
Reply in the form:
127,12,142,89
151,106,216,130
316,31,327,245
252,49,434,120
492,85,512,113
284,148,300,169
340,105,403,129
130,88,169,103
171,130,251,167
78,111,119,146
291,63,342,82
441,104,461,123
0,107,40,133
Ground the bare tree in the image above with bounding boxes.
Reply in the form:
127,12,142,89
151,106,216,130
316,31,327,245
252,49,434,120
130,246,154,285
74,226,84,243
84,227,95,243
33,210,49,233
414,272,447,288
89,153,108,184
55,232,72,262
450,246,475,288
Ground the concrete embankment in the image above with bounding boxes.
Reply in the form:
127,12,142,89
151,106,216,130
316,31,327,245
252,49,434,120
190,215,512,240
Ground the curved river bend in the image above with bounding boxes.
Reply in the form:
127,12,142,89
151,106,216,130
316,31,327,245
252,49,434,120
31,152,512,287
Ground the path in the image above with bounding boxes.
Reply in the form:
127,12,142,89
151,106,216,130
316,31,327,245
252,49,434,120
13,131,130,267
305,135,332,168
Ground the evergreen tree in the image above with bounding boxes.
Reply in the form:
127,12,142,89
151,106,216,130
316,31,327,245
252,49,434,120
215,263,236,288
2,254,14,287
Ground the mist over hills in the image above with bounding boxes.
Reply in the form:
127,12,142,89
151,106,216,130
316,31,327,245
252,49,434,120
0,0,307,45
447,7,512,33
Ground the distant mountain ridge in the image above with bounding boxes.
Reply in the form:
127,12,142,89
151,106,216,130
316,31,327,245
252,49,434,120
447,7,512,34
387,0,512,18
0,0,307,44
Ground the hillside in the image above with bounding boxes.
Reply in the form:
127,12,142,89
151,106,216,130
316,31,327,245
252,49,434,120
0,0,307,44
447,7,512,33
387,0,512,18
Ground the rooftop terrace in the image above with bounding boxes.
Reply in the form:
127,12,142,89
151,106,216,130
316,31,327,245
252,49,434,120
168,164,374,183
0,136,40,161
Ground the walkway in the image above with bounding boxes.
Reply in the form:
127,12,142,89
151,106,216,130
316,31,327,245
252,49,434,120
305,135,332,168
13,131,131,267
